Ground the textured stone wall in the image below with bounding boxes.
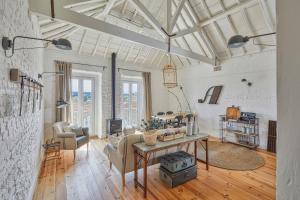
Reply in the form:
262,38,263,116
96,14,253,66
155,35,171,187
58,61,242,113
0,1,44,200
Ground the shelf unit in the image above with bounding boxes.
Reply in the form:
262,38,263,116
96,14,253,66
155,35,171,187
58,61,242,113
219,115,259,149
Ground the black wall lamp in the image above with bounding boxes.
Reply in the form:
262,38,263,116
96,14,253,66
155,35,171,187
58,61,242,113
228,32,276,48
38,71,64,79
2,36,72,57
241,78,252,87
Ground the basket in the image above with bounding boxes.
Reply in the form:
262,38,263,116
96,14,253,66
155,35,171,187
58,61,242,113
143,130,158,146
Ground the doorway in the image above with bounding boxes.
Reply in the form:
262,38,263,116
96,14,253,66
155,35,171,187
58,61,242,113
71,76,96,134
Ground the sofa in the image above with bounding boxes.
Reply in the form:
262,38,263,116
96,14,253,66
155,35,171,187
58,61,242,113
104,127,192,186
53,121,89,160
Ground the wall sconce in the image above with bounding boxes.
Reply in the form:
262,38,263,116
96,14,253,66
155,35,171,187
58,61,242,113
2,36,72,57
241,78,252,87
56,99,69,108
228,32,276,48
38,70,65,79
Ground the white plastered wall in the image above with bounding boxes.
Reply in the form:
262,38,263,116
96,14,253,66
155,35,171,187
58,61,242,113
43,48,169,138
277,0,300,199
168,50,277,149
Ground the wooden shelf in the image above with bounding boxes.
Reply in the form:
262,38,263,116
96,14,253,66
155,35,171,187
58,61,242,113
223,141,259,149
220,116,260,149
222,129,258,136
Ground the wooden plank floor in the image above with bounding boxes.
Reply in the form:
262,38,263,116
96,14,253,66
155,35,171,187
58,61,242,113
33,138,276,200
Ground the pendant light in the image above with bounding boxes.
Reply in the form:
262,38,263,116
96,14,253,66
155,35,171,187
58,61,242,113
163,37,178,88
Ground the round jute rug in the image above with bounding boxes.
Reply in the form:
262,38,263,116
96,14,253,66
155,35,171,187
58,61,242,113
198,141,265,170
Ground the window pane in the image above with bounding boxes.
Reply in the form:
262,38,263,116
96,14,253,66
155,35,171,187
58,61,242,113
72,79,80,126
83,80,93,130
121,82,130,126
131,83,138,126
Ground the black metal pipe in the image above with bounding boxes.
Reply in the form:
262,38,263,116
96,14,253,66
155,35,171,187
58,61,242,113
112,52,116,120
248,32,276,39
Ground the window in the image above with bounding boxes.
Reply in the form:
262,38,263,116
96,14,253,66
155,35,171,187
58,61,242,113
71,76,95,133
121,77,143,127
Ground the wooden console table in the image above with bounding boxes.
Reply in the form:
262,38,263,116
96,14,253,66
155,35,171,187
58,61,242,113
133,134,209,198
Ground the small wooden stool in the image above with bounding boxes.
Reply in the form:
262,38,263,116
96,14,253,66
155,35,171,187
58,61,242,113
42,139,61,166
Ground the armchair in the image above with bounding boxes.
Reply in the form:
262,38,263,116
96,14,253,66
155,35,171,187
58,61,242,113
53,121,89,160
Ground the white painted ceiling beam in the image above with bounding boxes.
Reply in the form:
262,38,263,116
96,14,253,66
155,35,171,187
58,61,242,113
150,50,160,65
128,0,167,39
78,30,87,54
236,0,262,52
47,26,79,40
43,24,73,38
92,33,102,56
41,21,66,33
96,0,118,18
258,0,275,32
173,0,257,38
184,1,217,58
217,0,246,54
170,0,186,33
72,3,106,13
30,0,214,64
199,0,232,58
167,0,172,33
172,0,206,57
64,0,104,8
104,37,112,58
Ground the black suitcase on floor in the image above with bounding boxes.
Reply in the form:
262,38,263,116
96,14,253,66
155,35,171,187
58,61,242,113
159,165,197,188
160,151,195,173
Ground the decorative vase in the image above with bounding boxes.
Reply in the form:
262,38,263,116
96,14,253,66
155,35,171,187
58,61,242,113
143,130,158,146
186,121,193,136
192,120,197,135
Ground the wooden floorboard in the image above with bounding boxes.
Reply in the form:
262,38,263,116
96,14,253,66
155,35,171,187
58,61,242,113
33,138,276,200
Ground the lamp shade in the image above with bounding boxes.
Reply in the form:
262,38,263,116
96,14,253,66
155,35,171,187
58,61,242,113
56,99,69,108
163,64,178,88
227,35,249,48
52,38,72,50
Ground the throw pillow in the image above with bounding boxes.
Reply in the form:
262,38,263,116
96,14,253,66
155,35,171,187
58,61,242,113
108,135,123,149
71,127,84,137
123,127,136,136
63,125,72,132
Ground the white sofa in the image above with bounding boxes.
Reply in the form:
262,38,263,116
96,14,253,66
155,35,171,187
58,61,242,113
104,128,193,186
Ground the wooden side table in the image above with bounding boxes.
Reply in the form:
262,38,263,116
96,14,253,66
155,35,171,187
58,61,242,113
133,134,209,198
42,139,61,166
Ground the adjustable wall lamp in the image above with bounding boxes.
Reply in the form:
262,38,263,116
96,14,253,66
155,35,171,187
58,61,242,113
2,36,72,57
227,32,276,48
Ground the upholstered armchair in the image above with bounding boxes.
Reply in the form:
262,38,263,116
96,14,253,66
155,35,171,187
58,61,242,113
53,121,89,160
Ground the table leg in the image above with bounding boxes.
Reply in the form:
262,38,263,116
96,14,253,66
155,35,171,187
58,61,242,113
143,152,148,198
205,139,209,170
194,141,197,165
134,150,138,188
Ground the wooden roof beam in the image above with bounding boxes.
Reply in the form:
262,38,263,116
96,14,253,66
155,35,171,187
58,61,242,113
30,0,214,64
128,0,167,39
173,0,257,38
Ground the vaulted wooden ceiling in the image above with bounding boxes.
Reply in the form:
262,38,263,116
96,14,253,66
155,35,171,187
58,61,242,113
34,0,276,68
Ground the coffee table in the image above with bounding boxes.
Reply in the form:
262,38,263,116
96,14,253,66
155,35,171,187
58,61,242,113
133,133,209,197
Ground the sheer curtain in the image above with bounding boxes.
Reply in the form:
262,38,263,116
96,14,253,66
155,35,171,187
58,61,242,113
55,60,72,122
142,72,152,121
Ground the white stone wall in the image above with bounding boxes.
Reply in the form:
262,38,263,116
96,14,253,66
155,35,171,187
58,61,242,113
43,48,169,138
168,50,277,149
0,1,44,200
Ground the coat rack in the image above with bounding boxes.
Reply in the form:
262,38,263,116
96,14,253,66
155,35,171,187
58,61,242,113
10,68,44,116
